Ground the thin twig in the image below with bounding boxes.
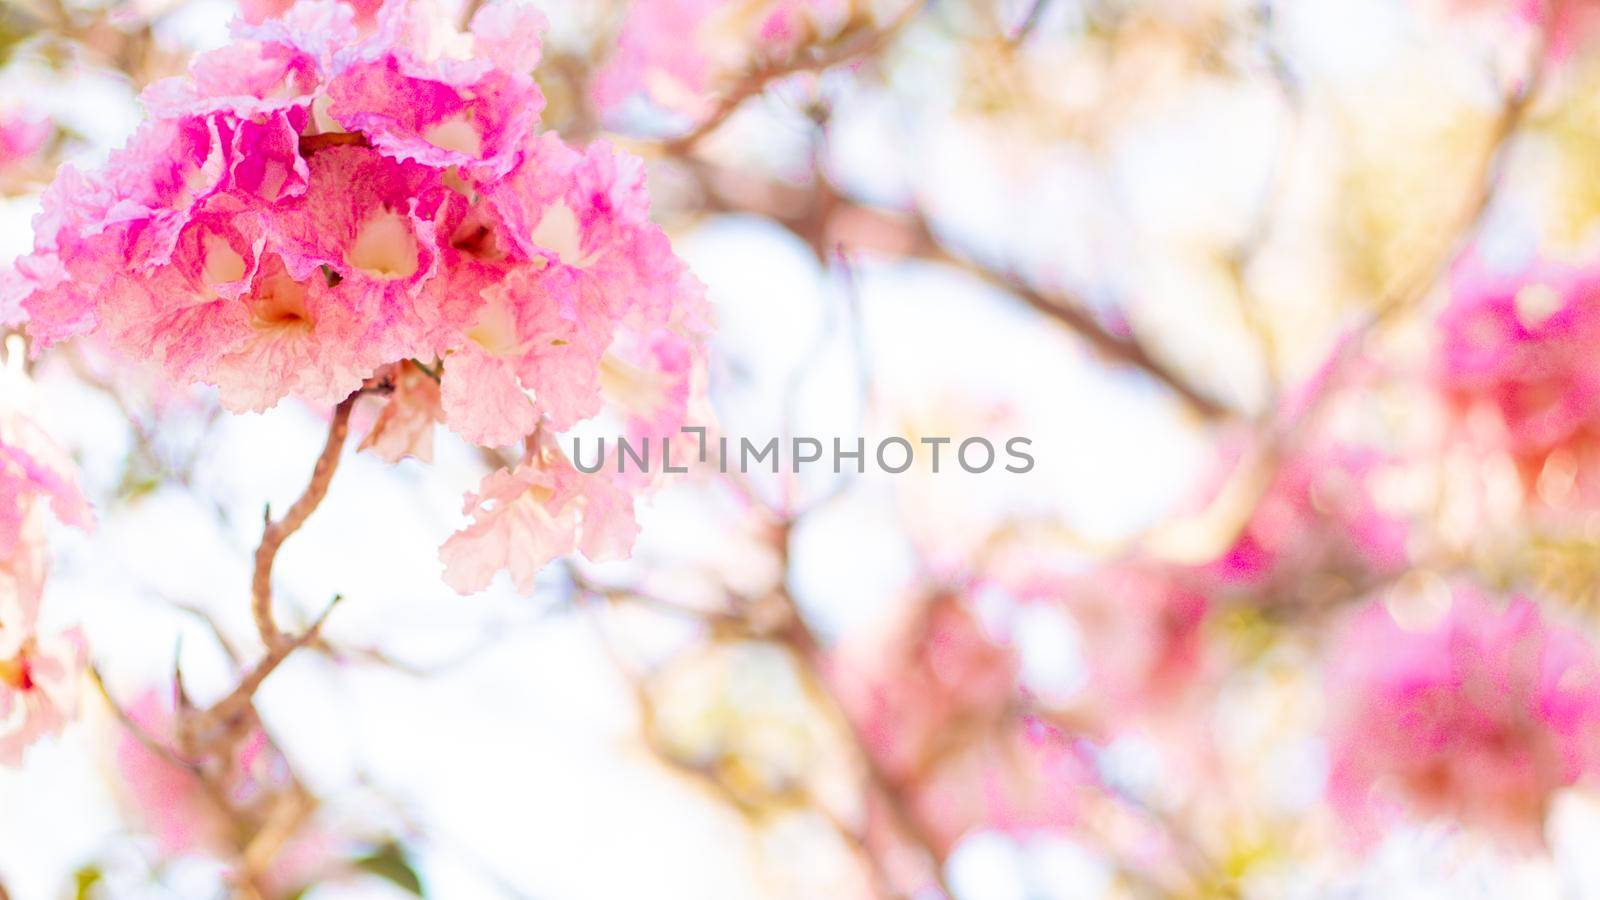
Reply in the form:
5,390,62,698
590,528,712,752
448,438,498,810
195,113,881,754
208,594,345,729
684,159,1230,418
89,663,203,775
252,396,355,651
661,2,924,155
766,521,959,898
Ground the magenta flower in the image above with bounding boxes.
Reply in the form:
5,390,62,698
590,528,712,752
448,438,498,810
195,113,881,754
1210,443,1409,585
1436,255,1600,469
1325,590,1600,847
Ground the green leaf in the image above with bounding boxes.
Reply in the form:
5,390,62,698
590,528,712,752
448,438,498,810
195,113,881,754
354,842,424,896
72,864,103,900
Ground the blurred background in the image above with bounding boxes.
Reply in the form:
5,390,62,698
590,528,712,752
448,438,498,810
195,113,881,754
7,0,1600,896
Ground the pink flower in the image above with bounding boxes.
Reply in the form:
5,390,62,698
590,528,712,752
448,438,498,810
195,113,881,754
0,622,85,766
1209,443,1409,585
1435,254,1600,480
1443,0,1600,59
0,424,92,559
114,691,225,855
358,361,443,463
1001,564,1211,731
910,717,1095,855
0,367,92,766
440,430,640,594
430,132,710,445
325,3,545,180
0,113,49,182
835,595,1020,780
240,0,383,29
113,687,338,891
1325,590,1600,847
834,596,1094,855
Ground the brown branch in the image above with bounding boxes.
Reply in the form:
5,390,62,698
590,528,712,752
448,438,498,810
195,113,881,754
458,0,487,30
1279,0,1559,436
208,594,344,730
661,2,925,155
252,396,355,651
764,521,958,899
89,663,204,775
684,159,1230,419
942,250,1228,419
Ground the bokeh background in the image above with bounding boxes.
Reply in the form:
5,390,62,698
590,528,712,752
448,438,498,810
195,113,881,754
7,0,1600,897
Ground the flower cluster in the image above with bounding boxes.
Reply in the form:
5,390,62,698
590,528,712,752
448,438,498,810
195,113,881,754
1325,589,1600,846
593,0,851,120
0,349,91,764
6,0,709,592
1435,254,1600,492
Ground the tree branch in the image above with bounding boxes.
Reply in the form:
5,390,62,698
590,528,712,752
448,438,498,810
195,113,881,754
252,396,355,652
661,2,924,155
682,159,1231,419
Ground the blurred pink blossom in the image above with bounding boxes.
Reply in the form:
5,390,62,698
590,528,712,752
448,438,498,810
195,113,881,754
835,596,1094,856
1436,253,1600,493
0,376,91,765
0,113,49,179
1325,590,1600,847
1210,443,1409,585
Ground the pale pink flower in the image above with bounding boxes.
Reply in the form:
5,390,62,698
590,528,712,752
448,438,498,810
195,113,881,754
358,361,444,463
998,563,1211,730
1325,590,1600,847
114,690,228,855
430,133,710,445
835,596,1093,854
0,369,92,765
434,263,600,446
0,621,85,766
911,716,1095,855
835,595,1020,780
1442,0,1600,59
1070,567,1210,724
440,431,640,594
113,687,339,891
0,425,93,558
0,113,50,182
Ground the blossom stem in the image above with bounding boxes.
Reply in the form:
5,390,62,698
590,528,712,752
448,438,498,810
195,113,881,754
251,395,356,652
